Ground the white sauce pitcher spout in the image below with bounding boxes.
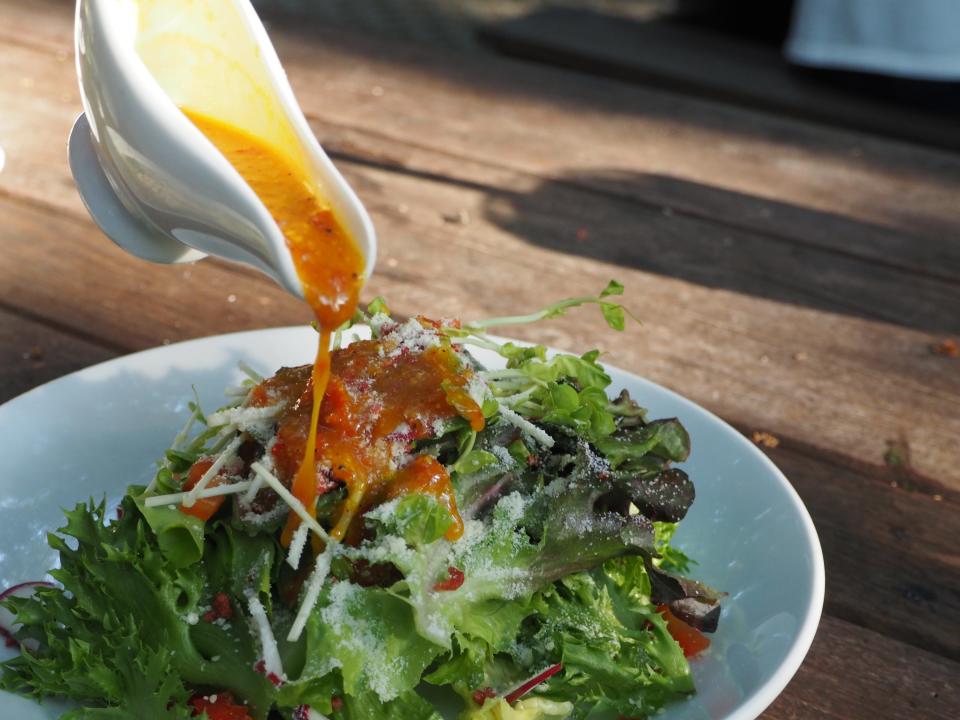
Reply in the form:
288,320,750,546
71,0,377,299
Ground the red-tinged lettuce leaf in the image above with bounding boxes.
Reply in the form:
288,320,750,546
646,561,724,633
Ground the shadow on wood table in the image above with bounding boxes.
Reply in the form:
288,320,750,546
478,169,960,336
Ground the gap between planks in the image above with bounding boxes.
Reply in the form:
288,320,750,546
2,0,960,284
4,180,960,633
1,145,959,491
2,320,960,718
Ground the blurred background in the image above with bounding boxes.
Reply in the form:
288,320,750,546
253,0,960,148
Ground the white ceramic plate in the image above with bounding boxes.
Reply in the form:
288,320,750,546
0,327,823,719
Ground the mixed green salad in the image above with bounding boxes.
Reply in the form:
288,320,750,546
0,284,721,720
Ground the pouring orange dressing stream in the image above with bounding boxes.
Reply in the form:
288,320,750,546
183,110,363,546
182,111,479,548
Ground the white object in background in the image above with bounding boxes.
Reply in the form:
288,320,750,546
70,0,377,298
787,0,960,81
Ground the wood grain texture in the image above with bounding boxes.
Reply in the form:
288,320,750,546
3,1,960,714
3,214,960,718
762,616,958,719
3,0,960,281
4,180,960,655
1,36,959,491
0,309,116,403
759,440,960,660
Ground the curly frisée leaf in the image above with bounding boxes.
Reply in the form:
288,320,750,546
0,497,276,719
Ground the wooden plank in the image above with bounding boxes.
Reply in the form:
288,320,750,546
479,9,960,152
0,308,116,403
1,212,958,720
314,129,960,336
3,138,960,489
763,616,958,719
3,0,960,283
0,197,310,351
6,159,960,659
2,58,960,493
760,440,960,661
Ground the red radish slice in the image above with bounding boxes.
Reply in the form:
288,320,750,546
504,663,563,704
0,581,54,649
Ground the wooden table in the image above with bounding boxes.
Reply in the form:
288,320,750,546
1,1,958,717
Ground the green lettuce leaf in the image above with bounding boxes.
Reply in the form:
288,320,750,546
0,497,276,718
294,581,444,704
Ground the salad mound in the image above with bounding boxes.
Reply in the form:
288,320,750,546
1,285,722,720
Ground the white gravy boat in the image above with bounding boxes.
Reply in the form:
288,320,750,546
70,0,377,299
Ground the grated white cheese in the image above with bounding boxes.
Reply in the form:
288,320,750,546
183,435,244,507
241,475,265,506
240,438,276,506
490,445,515,468
287,546,334,642
286,522,310,570
249,462,330,542
466,374,491,407
247,592,285,682
144,479,254,508
206,404,284,433
382,318,440,358
495,491,529,525
368,312,394,336
497,406,555,448
362,497,401,524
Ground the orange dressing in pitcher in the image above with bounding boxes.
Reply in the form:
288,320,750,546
183,110,364,545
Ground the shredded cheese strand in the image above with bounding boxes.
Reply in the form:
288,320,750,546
250,462,330,542
241,475,265,506
247,593,285,682
498,406,555,448
206,403,283,430
144,480,254,508
182,435,244,507
287,546,333,642
286,522,310,570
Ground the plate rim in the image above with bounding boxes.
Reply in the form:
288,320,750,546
0,325,825,720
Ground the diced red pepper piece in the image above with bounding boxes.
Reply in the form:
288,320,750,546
203,592,234,623
433,566,465,592
189,691,253,720
180,458,226,521
472,687,497,706
657,604,710,658
253,659,284,687
212,592,233,620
